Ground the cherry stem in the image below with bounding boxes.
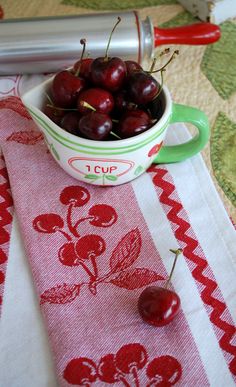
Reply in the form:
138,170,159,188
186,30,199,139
78,259,96,280
90,255,98,278
165,248,182,289
75,38,86,77
104,16,121,60
110,131,121,140
147,50,179,74
44,92,54,105
131,366,140,387
81,101,96,111
152,69,164,101
67,203,80,238
57,228,72,241
73,215,94,230
149,57,157,73
46,104,77,112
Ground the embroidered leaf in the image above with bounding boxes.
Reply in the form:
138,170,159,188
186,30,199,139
0,96,32,119
110,268,163,290
40,283,80,305
110,228,141,272
7,130,43,145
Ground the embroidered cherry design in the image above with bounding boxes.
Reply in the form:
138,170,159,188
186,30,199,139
63,357,97,385
60,185,90,207
98,354,122,384
138,249,182,327
58,242,78,267
33,213,64,233
88,204,118,227
146,355,182,386
75,234,106,260
115,343,148,383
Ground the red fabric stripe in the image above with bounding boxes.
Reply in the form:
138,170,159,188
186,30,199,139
148,165,236,377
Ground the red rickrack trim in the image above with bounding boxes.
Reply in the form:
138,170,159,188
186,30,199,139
148,165,236,377
0,155,14,309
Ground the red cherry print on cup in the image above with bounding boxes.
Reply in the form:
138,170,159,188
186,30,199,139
88,204,118,227
60,186,90,207
146,355,182,386
75,234,106,260
63,357,97,385
115,343,148,375
58,242,79,266
138,249,182,327
148,141,163,157
33,213,64,233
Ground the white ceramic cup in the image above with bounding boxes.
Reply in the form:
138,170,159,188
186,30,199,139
22,77,209,186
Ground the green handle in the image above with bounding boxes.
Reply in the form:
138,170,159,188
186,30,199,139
154,103,209,163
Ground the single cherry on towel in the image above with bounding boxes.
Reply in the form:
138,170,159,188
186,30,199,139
138,249,182,327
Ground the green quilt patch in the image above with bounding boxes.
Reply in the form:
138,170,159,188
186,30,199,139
201,22,236,100
211,112,236,207
61,0,177,10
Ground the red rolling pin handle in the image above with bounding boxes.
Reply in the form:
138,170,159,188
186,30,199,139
154,23,221,46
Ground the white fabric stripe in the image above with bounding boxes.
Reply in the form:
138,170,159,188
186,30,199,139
132,173,235,387
167,123,236,325
0,215,58,387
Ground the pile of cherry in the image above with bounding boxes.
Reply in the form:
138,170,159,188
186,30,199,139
43,17,177,141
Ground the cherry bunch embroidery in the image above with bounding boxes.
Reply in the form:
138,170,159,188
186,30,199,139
33,185,163,304
63,342,182,386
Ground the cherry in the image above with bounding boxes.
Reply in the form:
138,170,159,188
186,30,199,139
43,103,65,125
51,70,85,108
88,204,118,227
125,60,142,76
73,57,93,80
127,71,159,105
79,111,112,140
138,249,182,327
117,109,151,138
91,57,126,92
115,343,148,374
60,185,90,207
33,213,64,233
90,17,126,92
58,241,79,266
113,90,135,113
146,356,182,386
63,357,97,385
60,112,81,135
77,88,114,115
75,234,106,260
